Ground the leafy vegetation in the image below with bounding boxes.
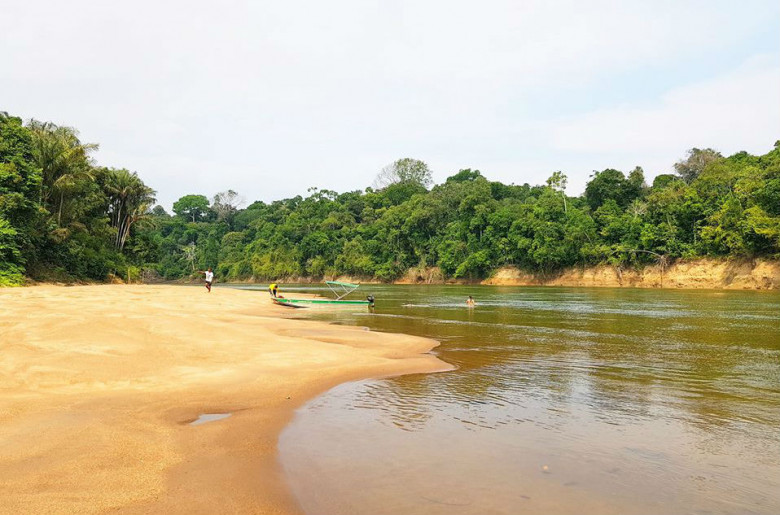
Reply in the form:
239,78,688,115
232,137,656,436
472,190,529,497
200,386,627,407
1,111,778,285
0,113,155,283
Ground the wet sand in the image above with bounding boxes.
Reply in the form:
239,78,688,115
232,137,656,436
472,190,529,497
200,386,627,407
0,285,449,514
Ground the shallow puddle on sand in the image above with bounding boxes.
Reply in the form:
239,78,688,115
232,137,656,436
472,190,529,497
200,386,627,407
190,413,231,426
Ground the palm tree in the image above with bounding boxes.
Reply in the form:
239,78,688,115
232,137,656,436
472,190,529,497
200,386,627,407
27,120,98,225
101,168,156,252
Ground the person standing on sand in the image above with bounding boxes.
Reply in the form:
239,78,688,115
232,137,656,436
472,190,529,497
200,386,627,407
199,268,214,292
269,283,278,298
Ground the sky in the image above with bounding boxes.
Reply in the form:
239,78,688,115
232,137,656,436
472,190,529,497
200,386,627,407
2,0,779,209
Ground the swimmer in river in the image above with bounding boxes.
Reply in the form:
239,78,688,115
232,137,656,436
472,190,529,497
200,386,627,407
466,295,475,307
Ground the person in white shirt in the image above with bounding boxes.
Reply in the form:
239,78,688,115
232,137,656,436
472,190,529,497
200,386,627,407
200,268,214,292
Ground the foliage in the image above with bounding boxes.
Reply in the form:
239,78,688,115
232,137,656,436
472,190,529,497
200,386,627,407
0,114,41,226
0,113,42,279
100,168,156,251
0,114,156,283
373,158,433,189
28,120,98,226
1,111,778,285
0,216,24,285
674,148,723,184
173,194,210,222
584,167,645,211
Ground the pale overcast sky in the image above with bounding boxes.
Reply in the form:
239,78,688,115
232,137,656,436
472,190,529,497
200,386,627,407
2,0,779,209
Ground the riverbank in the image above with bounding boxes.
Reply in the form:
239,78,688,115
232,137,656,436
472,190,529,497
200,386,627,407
481,258,780,289
390,258,780,289
0,285,450,514
204,258,779,290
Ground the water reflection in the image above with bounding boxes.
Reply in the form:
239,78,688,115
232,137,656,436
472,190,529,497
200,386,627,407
280,286,780,514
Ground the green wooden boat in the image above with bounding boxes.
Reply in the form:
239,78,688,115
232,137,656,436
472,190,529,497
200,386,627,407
271,281,374,308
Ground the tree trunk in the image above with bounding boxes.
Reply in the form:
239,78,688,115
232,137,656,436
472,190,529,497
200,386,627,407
57,192,64,226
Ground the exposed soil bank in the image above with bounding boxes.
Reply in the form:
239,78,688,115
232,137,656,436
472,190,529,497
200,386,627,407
238,258,779,290
0,285,450,514
481,258,780,290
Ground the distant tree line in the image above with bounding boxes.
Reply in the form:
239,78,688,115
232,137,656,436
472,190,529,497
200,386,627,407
1,111,779,286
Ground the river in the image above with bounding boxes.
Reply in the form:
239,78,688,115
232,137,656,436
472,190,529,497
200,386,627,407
262,285,779,515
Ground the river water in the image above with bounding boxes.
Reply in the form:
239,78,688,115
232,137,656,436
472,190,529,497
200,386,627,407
268,285,779,515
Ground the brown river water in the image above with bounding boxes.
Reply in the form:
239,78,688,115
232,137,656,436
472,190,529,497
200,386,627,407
253,285,780,515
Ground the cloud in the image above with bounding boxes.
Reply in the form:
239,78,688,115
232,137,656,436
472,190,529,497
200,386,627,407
1,0,778,206
548,54,780,168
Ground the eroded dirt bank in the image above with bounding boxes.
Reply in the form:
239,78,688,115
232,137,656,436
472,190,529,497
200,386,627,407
481,258,780,289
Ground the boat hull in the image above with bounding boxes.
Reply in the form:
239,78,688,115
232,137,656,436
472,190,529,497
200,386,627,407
272,297,371,307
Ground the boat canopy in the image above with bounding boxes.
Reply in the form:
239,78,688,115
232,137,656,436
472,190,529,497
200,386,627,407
326,280,360,300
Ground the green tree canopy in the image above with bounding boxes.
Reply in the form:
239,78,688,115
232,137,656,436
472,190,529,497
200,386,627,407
173,194,210,222
0,113,41,227
28,120,97,225
584,168,643,211
100,168,156,251
3,110,779,286
446,169,482,183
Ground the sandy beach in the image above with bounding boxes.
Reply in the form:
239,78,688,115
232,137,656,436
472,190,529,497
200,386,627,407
0,285,449,514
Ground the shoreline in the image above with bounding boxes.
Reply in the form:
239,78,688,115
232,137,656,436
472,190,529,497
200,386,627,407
21,258,779,291
371,258,780,289
163,257,780,290
0,285,451,514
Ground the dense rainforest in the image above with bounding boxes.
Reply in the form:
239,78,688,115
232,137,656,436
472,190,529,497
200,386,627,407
1,112,779,286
